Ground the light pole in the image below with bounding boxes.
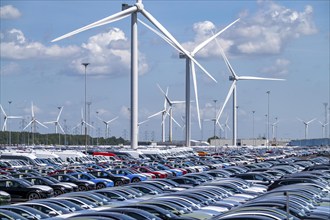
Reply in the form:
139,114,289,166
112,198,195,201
213,100,217,139
266,91,270,148
252,110,255,146
96,111,99,146
82,63,89,154
8,101,12,146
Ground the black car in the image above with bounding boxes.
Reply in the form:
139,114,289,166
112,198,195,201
24,176,74,196
0,178,54,201
89,170,130,186
50,173,96,191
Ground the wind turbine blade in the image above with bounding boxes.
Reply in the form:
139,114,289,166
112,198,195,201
171,116,182,128
138,119,149,126
192,18,240,55
107,116,119,124
96,116,105,123
85,122,95,129
36,120,48,128
141,9,217,83
58,123,65,134
238,76,285,81
157,84,172,105
57,107,63,121
148,110,164,119
307,118,316,124
214,36,238,79
31,102,35,118
138,19,182,53
23,120,33,130
217,121,224,131
0,105,6,116
44,121,56,124
51,7,137,42
8,116,23,119
296,117,304,123
216,81,236,124
191,61,201,129
81,108,84,119
164,87,169,109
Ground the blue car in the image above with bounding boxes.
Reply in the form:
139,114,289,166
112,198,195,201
109,169,148,183
69,172,114,189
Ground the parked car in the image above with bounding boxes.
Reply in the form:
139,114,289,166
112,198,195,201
0,178,54,201
89,170,130,186
50,173,96,191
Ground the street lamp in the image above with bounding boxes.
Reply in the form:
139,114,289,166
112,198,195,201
8,101,12,146
213,99,217,139
252,110,255,146
266,91,270,148
82,63,89,154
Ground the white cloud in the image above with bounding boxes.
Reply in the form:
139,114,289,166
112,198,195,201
0,29,81,59
0,5,21,19
71,28,149,77
259,58,290,76
184,1,318,57
231,1,317,55
120,105,130,119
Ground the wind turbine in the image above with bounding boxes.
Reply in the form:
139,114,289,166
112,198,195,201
271,119,279,140
148,86,168,142
0,104,22,131
157,84,183,142
221,115,231,139
73,108,94,135
139,18,240,147
297,118,316,139
214,40,285,147
44,106,65,134
23,102,47,133
319,121,329,138
51,0,217,149
97,115,118,138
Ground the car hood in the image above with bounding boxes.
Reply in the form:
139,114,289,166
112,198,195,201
30,185,53,191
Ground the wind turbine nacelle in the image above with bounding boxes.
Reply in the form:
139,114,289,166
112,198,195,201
229,76,235,81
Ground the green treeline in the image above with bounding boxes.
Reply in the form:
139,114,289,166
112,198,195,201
0,131,128,146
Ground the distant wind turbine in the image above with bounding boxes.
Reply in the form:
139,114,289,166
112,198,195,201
23,102,47,132
97,115,118,138
44,106,65,134
214,39,285,147
148,85,169,142
318,121,328,138
297,118,316,139
73,108,94,135
157,84,183,142
0,104,22,131
271,119,279,140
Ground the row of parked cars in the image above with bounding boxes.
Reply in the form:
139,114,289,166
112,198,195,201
0,146,329,219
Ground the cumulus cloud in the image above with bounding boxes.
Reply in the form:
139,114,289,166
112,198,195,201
259,58,290,76
70,28,149,77
1,27,149,78
0,5,21,19
232,1,317,55
0,29,81,59
184,1,317,58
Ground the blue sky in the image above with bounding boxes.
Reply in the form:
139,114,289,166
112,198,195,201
0,0,329,142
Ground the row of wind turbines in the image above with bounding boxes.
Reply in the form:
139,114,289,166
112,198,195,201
51,0,281,148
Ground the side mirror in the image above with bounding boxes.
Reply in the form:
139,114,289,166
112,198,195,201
48,211,57,216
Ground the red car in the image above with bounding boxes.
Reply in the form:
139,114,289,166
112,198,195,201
130,166,168,179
